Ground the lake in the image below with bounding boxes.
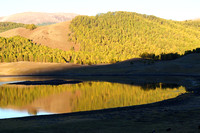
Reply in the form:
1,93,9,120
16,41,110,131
0,76,186,119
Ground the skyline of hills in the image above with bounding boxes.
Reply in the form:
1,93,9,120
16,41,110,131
0,12,78,25
0,11,200,64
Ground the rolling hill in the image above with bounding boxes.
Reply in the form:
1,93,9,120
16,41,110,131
0,12,78,25
0,21,78,51
1,11,200,64
69,11,200,59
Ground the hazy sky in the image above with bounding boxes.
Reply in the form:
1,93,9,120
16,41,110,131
1,0,200,21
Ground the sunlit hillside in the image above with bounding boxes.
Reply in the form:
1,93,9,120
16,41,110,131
69,11,200,61
0,21,78,51
1,11,200,64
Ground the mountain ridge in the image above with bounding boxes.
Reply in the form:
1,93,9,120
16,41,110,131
0,12,78,24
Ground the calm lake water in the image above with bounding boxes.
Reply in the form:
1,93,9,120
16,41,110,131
0,77,186,119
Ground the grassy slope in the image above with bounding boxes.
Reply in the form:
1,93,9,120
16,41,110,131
0,21,78,51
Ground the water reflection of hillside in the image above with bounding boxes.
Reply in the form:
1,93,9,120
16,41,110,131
0,81,186,117
140,83,180,90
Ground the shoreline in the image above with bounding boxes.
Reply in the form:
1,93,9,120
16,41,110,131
1,57,200,132
0,76,200,132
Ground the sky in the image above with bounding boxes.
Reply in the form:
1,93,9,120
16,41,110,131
0,0,200,21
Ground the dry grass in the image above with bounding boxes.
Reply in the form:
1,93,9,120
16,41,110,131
0,21,79,51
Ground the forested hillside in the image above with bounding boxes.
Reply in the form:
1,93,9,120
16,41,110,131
0,36,69,63
0,22,26,33
0,36,104,64
0,36,130,64
1,12,200,64
69,11,200,61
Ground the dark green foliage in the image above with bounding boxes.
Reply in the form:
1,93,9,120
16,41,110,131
140,47,200,60
160,53,180,60
140,53,156,60
0,22,26,33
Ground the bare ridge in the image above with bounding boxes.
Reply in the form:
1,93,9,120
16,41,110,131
0,12,78,25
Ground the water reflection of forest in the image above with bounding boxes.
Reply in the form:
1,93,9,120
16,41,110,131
0,82,186,115
140,83,180,90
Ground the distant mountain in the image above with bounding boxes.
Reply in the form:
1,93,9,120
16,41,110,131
0,12,78,25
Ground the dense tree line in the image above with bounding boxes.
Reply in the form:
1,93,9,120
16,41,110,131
0,36,71,63
0,36,114,64
69,11,200,62
0,22,26,33
140,47,200,60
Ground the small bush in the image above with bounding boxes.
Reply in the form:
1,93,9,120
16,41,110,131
26,24,37,30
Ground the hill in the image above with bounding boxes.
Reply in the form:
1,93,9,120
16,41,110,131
68,11,200,62
0,22,78,51
0,12,78,25
1,11,200,64
0,22,27,33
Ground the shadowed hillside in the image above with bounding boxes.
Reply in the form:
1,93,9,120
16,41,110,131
1,53,200,76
